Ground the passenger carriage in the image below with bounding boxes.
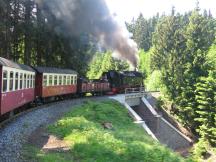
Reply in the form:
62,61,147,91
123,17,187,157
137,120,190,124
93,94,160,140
34,67,78,101
0,57,35,115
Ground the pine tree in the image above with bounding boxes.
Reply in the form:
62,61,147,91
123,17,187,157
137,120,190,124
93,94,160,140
152,9,215,130
0,0,12,59
87,51,129,79
152,12,186,102
134,14,150,51
126,14,159,51
195,76,216,145
23,0,34,65
138,49,151,79
178,10,215,128
87,52,104,79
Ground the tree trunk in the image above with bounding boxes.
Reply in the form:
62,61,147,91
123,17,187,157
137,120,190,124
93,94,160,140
24,0,32,65
3,0,11,59
12,0,20,62
36,3,43,65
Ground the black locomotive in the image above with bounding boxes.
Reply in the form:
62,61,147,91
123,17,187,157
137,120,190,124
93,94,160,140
101,70,144,94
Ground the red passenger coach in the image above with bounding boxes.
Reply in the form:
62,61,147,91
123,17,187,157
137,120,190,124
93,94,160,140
0,57,35,115
34,67,78,100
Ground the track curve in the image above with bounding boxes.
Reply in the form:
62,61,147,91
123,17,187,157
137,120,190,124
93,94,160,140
0,96,109,162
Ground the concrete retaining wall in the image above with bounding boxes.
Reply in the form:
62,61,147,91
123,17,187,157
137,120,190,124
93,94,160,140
112,94,192,151
157,118,191,150
124,102,158,140
125,93,142,107
125,97,141,107
129,96,192,150
133,101,158,134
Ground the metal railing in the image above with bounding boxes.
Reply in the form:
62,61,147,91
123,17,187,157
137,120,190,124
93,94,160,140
125,87,146,99
125,86,145,94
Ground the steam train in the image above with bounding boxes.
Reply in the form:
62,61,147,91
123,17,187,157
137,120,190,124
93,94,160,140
0,57,143,117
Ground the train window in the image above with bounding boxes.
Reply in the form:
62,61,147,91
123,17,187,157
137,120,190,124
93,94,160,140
63,76,66,85
30,75,33,88
71,76,73,85
15,72,18,90
30,74,33,88
9,71,14,91
29,75,31,88
54,75,57,85
59,75,62,85
74,76,77,84
32,75,35,88
67,76,70,85
24,74,26,89
32,75,34,88
27,74,30,88
26,74,28,88
49,75,53,86
43,75,47,86
3,71,8,92
20,73,23,89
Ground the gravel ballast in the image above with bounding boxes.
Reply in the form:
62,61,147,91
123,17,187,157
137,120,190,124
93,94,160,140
0,97,108,162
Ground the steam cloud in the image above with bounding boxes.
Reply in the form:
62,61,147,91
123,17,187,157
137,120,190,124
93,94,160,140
36,0,138,68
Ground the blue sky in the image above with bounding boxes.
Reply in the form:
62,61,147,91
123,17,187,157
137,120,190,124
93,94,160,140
105,0,216,22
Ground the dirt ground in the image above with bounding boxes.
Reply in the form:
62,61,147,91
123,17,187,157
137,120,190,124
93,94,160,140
28,126,71,153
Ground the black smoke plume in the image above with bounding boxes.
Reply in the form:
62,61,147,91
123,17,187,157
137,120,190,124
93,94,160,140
36,0,138,67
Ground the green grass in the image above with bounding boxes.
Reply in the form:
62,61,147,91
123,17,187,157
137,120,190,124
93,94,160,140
23,145,74,162
22,100,193,162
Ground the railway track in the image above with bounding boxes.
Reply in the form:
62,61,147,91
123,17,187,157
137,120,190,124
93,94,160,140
0,96,110,162
0,95,106,129
0,101,55,129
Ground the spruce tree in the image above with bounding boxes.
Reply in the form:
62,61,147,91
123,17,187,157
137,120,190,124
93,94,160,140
195,76,216,145
178,10,215,128
152,9,215,130
134,14,150,51
152,12,186,102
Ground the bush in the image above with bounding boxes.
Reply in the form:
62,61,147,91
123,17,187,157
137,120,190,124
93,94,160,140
192,138,209,161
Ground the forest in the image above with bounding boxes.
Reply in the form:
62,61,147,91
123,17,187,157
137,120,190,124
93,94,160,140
0,0,215,161
127,7,216,160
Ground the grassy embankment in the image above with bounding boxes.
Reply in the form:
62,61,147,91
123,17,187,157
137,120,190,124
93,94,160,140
23,100,193,162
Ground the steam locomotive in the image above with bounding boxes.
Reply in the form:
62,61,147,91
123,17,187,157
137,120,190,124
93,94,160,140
0,57,143,117
102,70,143,93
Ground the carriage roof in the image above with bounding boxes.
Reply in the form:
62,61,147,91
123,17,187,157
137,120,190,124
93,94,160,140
34,66,78,75
0,57,35,72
